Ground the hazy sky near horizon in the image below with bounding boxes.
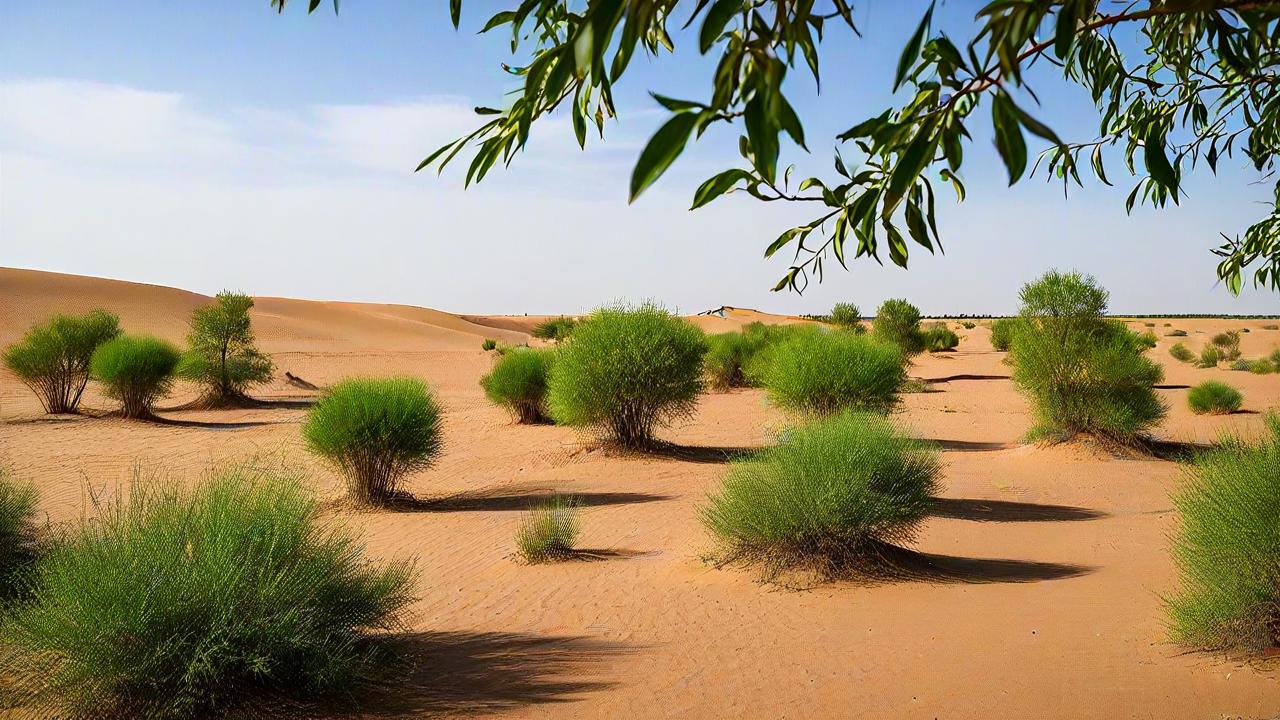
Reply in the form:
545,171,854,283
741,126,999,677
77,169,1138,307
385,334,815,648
2,1,1277,316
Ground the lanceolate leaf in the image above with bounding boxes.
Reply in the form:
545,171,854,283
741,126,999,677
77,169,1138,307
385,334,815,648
630,112,699,202
895,2,935,91
991,93,1028,184
691,169,752,209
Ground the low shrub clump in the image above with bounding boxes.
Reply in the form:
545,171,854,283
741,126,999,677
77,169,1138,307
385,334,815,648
302,377,444,504
920,323,959,352
547,303,706,448
90,335,182,419
1187,381,1243,415
3,310,121,414
1010,271,1165,445
871,299,924,355
0,469,39,597
1166,329,1188,337
0,467,415,719
705,331,761,391
1230,359,1252,371
1168,415,1280,652
1250,359,1275,374
176,291,274,406
481,338,497,351
701,412,941,581
1170,343,1195,363
989,317,1017,351
1211,331,1242,361
480,348,553,423
531,316,577,342
1263,324,1279,330
960,321,976,329
828,302,864,332
515,495,580,563
1197,345,1222,369
759,331,905,415
1134,331,1159,350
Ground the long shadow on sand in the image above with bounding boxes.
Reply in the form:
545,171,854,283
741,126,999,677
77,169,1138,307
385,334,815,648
870,544,1093,585
643,442,761,464
932,497,1108,522
146,416,290,430
924,374,1011,383
387,488,672,513
919,438,1016,452
324,631,629,717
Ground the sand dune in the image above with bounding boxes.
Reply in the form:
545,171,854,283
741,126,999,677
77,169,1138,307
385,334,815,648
2,267,1280,719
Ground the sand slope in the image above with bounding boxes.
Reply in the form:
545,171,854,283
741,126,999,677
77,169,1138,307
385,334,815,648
2,268,1280,719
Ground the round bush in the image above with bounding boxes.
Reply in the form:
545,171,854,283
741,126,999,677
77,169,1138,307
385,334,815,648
546,303,706,448
1197,344,1222,368
515,495,581,563
1187,381,1243,415
921,323,959,352
90,335,181,419
480,348,553,423
531,316,577,342
989,317,1017,351
1249,359,1275,374
3,309,121,414
828,302,863,330
1168,414,1280,651
302,377,444,504
871,298,924,354
1134,330,1159,350
705,329,780,391
1010,272,1166,444
0,467,414,718
701,412,941,580
759,330,905,415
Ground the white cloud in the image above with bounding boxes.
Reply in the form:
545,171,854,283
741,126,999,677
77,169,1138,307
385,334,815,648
1,77,1276,315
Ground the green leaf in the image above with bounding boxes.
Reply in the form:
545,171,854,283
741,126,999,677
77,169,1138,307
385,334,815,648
700,0,740,54
744,96,780,184
691,169,751,209
895,2,935,90
991,93,1028,184
629,113,699,202
1143,130,1179,200
884,117,940,217
1054,0,1080,59
449,0,461,27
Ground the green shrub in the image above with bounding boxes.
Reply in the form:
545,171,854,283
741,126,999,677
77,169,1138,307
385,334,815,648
1170,343,1195,363
871,299,924,354
920,323,959,352
515,495,580,563
547,303,706,448
759,331,905,415
1250,359,1275,375
302,377,444,504
176,292,273,405
0,466,414,719
90,335,181,419
705,331,761,391
1197,345,1222,369
3,310,121,414
1271,348,1280,366
480,348,553,423
1263,324,1279,330
989,318,1017,351
481,338,497,351
1168,415,1280,652
1166,329,1188,337
960,321,976,329
1010,271,1166,444
1230,359,1252,371
1187,381,1243,415
1211,331,1242,361
1144,322,1156,327
1134,330,1159,350
828,302,863,331
531,316,577,342
0,469,39,597
701,412,941,581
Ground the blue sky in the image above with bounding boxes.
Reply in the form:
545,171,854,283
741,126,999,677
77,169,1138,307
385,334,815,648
2,0,1277,315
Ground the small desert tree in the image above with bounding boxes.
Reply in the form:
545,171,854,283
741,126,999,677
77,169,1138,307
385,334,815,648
828,303,864,332
90,335,182,419
3,310,120,414
547,303,706,448
177,292,273,406
1010,271,1166,444
480,348,554,423
302,377,444,504
871,299,924,355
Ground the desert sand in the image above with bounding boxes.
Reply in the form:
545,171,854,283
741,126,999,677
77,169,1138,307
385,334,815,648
2,266,1279,719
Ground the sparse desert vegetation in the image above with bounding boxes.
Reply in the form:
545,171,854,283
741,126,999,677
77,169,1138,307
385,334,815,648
1188,381,1244,415
176,291,273,407
871,299,925,355
1,268,1279,718
90,334,182,419
3,309,120,414
989,317,1016,351
531,315,578,342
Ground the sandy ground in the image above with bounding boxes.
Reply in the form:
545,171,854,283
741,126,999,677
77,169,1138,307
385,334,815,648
2,267,1279,719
